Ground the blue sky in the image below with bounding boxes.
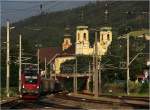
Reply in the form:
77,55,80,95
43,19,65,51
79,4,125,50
1,1,90,26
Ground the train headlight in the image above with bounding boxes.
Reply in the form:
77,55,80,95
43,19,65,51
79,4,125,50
37,86,39,89
23,85,25,88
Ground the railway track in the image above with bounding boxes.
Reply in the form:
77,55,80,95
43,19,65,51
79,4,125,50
1,92,149,109
81,92,149,102
54,92,149,109
0,96,82,109
1,98,23,109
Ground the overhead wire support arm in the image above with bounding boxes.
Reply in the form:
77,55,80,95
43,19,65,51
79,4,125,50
129,53,150,66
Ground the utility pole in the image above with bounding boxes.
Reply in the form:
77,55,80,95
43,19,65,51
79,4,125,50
73,56,77,94
6,21,10,97
45,57,47,78
87,62,91,91
127,33,130,95
73,65,76,93
19,34,22,94
94,31,99,97
35,43,42,75
92,50,95,94
75,56,77,93
37,48,40,74
99,57,101,95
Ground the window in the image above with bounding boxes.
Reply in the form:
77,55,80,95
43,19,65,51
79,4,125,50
25,76,38,84
24,70,37,76
107,34,110,40
101,34,103,40
78,33,80,40
83,33,86,40
66,40,69,45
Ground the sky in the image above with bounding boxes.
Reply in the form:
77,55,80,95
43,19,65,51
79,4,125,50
1,1,90,26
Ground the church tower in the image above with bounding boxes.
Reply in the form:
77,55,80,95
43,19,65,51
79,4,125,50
100,27,112,46
75,26,90,55
75,9,91,55
98,27,112,56
62,27,72,51
97,3,112,56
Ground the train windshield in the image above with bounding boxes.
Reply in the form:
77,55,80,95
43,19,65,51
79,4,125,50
25,76,38,84
24,69,37,76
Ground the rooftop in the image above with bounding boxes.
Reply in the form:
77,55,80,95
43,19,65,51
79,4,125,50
38,47,61,63
100,27,112,31
77,26,88,29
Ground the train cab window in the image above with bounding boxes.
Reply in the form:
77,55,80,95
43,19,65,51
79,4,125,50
25,76,38,84
24,69,37,76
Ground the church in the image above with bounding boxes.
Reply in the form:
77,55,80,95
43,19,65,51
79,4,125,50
37,5,113,74
38,24,112,74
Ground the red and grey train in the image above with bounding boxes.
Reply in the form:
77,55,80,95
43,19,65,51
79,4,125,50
21,66,62,99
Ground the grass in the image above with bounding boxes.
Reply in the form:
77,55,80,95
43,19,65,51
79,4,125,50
0,87,19,99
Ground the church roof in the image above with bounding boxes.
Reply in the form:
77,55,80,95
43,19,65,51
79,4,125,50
38,44,75,63
100,27,112,31
77,26,88,29
38,47,61,63
61,44,75,55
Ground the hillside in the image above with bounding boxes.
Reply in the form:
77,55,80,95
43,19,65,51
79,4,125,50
1,1,149,53
1,1,149,87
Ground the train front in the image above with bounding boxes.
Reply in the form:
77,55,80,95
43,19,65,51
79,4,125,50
21,67,40,99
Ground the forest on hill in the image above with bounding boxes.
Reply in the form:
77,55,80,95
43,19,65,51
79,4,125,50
1,1,149,51
1,1,149,87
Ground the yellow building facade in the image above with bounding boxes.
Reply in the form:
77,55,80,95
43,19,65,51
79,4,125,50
54,56,75,74
54,26,112,74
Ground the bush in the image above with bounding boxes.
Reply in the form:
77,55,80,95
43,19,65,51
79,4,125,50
139,82,149,93
129,81,141,93
63,78,86,92
102,82,126,93
0,87,18,98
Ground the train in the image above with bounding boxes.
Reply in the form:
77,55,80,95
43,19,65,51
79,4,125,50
21,66,63,99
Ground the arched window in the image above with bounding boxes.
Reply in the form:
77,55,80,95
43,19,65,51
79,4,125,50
78,33,80,41
107,34,110,40
83,33,86,40
66,40,68,45
101,34,103,40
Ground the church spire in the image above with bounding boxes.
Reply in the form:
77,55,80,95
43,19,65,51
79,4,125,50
104,3,109,26
64,25,71,38
79,9,85,25
62,26,72,51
